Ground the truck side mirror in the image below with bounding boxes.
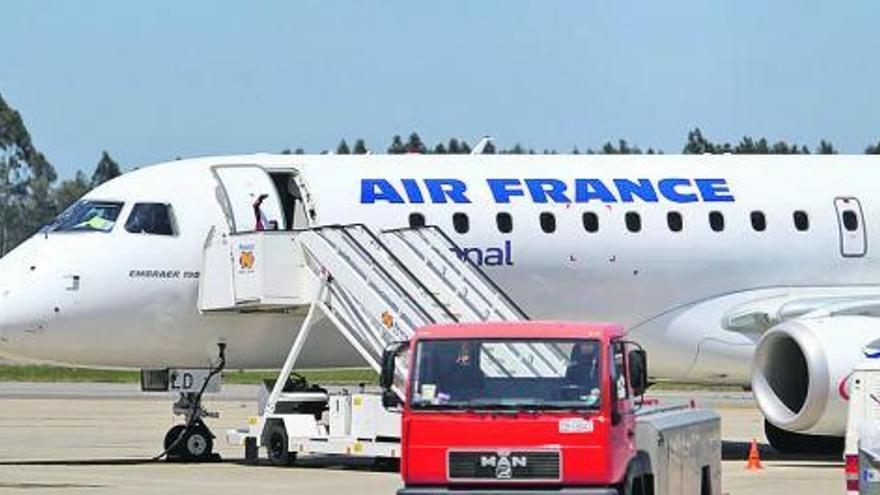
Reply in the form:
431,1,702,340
628,349,648,396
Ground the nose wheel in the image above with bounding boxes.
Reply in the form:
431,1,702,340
164,420,216,461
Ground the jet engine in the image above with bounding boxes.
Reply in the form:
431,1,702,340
751,315,879,438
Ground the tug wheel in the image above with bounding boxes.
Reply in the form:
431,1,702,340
264,421,296,466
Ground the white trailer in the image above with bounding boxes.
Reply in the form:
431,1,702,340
844,357,880,493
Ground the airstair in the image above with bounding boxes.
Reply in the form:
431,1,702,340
205,224,567,462
294,225,532,389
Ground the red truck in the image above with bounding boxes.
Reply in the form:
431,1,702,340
380,321,720,495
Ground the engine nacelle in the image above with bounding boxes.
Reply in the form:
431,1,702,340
751,315,879,436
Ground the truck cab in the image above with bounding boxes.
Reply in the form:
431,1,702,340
381,321,651,494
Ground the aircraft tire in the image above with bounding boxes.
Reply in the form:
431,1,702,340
182,421,214,461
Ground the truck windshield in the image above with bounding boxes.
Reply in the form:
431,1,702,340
410,338,602,411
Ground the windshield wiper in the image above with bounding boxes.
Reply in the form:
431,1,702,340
411,402,471,410
539,403,599,411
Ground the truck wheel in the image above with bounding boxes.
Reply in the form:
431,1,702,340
264,422,295,466
619,466,650,495
618,467,637,495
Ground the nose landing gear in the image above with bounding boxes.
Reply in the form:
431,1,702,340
158,344,226,462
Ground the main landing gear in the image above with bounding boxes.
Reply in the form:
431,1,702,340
158,344,226,462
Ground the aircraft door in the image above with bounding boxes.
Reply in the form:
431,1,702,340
834,197,867,258
213,165,284,233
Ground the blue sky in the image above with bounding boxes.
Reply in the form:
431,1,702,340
2,1,879,178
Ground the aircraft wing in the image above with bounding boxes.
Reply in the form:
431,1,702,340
722,293,880,335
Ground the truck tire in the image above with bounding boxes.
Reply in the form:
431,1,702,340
619,456,653,495
263,421,296,466
618,466,638,495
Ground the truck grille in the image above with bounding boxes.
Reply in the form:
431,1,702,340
447,450,561,481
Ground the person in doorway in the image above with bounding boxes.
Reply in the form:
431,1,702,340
253,194,269,231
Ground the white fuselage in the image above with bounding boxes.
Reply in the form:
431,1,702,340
0,154,877,385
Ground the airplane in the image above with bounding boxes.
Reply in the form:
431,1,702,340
1,152,878,456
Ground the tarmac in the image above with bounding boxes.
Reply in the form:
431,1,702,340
0,383,844,494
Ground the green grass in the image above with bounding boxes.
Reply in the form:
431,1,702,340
0,366,743,391
648,380,746,392
0,365,378,385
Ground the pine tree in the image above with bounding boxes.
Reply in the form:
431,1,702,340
91,151,121,187
53,171,90,213
405,133,427,154
683,128,714,154
433,143,447,154
388,135,405,154
447,138,461,154
866,140,880,154
816,140,837,154
353,139,368,154
483,141,496,154
336,139,351,154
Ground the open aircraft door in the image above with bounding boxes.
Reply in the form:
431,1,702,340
834,197,867,258
213,165,284,233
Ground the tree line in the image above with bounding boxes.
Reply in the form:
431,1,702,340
3,90,880,256
1,94,120,255
323,129,880,156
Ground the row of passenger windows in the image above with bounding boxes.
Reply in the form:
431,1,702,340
410,209,861,235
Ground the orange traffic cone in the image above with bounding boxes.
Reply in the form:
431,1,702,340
746,438,763,470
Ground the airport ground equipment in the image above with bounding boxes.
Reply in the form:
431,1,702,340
844,358,880,493
206,224,529,464
383,321,721,495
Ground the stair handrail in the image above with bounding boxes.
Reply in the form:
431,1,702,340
382,225,530,320
299,223,459,324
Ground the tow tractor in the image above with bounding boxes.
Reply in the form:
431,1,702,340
379,321,721,495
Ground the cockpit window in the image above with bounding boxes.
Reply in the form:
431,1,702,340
44,200,123,233
125,203,176,236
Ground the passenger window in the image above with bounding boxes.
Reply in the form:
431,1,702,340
409,212,426,228
750,211,766,232
842,211,859,232
496,212,513,234
625,212,641,233
793,211,810,231
582,212,599,233
667,211,683,232
540,212,556,233
709,211,724,232
125,203,175,236
452,213,469,234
